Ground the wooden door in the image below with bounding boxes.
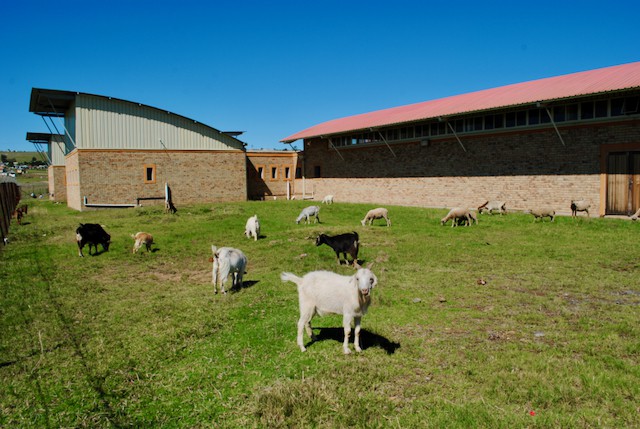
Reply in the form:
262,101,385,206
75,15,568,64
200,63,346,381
606,151,640,215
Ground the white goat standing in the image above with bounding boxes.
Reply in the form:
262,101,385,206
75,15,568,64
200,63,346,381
245,214,260,241
211,245,247,294
478,200,507,215
322,195,334,204
280,267,377,354
296,205,320,224
361,208,391,227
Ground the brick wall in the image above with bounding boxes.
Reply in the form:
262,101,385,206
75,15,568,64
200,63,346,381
246,151,299,199
68,149,246,211
302,120,640,216
48,165,66,202
65,151,82,210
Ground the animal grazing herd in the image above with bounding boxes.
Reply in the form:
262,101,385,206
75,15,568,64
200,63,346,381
63,194,636,354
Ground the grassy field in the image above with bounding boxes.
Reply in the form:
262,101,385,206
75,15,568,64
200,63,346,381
1,200,638,428
1,151,41,164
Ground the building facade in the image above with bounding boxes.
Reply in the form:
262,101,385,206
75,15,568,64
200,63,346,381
283,62,640,216
29,89,247,210
246,150,301,200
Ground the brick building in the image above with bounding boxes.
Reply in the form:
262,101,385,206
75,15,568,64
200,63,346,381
29,89,247,210
246,150,301,200
282,62,640,216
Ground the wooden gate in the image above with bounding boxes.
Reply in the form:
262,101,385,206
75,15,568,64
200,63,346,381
606,151,640,215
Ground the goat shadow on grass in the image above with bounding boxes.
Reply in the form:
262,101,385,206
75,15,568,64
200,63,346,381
230,280,259,293
87,248,109,257
312,327,400,355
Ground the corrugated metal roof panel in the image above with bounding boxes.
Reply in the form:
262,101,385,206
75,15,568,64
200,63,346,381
282,61,640,142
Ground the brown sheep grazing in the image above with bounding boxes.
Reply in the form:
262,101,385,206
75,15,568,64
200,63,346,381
132,232,154,253
526,208,555,222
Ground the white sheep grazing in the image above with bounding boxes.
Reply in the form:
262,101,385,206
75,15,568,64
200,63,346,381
361,208,391,227
441,207,477,227
296,205,320,224
631,207,640,221
526,208,555,222
245,214,260,241
570,200,590,217
280,267,377,354
322,195,334,204
478,200,507,215
211,245,247,294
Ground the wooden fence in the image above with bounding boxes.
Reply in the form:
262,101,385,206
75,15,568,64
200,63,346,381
0,178,21,246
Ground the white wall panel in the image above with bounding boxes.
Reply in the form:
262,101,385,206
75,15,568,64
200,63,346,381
74,94,244,151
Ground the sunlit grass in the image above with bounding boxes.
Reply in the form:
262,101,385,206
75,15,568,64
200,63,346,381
1,200,639,428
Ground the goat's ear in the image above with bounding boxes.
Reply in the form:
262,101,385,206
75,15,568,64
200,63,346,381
366,262,375,270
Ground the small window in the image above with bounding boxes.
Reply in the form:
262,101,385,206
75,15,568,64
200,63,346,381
516,111,527,126
257,166,264,179
314,165,321,178
566,104,578,121
595,100,608,118
581,102,594,119
493,114,504,128
144,164,156,184
284,166,291,180
528,109,540,125
553,106,565,122
474,117,484,130
271,166,278,180
505,112,516,128
540,109,551,124
295,167,302,179
484,115,495,130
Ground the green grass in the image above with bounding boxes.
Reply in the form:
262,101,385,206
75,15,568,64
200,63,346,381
1,151,41,164
1,200,639,428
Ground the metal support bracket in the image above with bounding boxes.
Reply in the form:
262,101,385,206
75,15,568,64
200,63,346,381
445,121,467,152
376,131,397,157
544,107,566,146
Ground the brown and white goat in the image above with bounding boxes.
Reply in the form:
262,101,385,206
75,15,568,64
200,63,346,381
131,232,154,253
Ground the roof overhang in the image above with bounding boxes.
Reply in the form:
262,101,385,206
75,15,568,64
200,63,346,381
26,132,63,144
29,88,77,117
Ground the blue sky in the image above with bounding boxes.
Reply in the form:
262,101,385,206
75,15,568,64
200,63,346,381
2,0,639,152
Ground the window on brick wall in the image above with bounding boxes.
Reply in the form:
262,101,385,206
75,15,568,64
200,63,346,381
314,165,321,178
144,164,156,184
284,166,291,180
257,165,265,180
270,166,278,180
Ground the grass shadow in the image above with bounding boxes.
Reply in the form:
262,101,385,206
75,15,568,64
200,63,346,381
312,327,400,354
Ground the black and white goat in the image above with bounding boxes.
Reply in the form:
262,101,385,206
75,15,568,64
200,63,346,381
315,232,359,266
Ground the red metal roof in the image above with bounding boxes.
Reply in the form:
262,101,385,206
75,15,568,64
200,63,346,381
282,61,640,142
